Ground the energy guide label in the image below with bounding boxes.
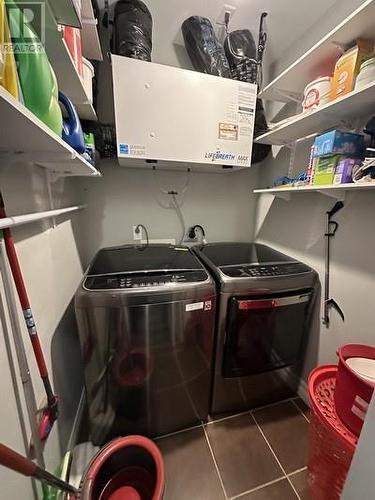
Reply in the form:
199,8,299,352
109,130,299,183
238,84,256,116
120,144,147,156
218,123,239,141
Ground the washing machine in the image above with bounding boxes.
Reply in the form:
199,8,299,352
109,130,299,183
193,242,319,415
75,244,216,444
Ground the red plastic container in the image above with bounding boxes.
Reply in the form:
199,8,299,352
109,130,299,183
79,436,165,500
335,344,375,436
308,366,357,500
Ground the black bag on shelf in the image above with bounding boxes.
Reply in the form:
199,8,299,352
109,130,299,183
111,0,152,61
181,16,231,78
224,29,271,165
224,29,257,84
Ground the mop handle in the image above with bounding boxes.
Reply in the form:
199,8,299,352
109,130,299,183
0,443,36,476
0,443,78,495
0,194,56,409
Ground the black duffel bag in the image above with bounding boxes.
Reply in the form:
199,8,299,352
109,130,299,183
224,29,271,164
181,16,231,78
111,0,152,61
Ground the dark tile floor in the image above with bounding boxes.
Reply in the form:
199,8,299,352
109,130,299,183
157,397,311,500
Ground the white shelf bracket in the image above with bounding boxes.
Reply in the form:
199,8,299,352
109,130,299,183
273,191,291,201
317,189,346,201
275,88,302,103
45,170,56,228
288,142,297,178
335,118,356,130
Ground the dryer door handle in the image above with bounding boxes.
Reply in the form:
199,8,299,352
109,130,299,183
238,294,311,310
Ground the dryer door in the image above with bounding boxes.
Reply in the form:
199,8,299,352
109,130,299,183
223,292,312,378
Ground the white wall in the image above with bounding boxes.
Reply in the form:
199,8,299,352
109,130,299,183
77,162,259,266
342,394,375,500
102,0,337,69
87,5,261,267
256,0,374,383
0,163,84,498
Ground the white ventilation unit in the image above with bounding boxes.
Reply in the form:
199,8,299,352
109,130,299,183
111,55,257,172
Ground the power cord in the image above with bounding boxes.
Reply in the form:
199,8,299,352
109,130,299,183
134,224,149,251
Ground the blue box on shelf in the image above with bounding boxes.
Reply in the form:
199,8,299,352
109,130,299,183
313,130,365,158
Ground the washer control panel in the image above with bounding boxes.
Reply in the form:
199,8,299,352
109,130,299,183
221,262,311,278
84,270,208,290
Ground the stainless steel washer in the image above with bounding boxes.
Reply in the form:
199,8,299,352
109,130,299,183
75,244,216,444
193,242,319,415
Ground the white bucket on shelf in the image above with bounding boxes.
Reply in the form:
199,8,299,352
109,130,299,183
355,57,375,91
303,75,332,112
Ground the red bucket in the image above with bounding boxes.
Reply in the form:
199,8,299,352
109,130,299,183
79,436,164,500
334,344,375,436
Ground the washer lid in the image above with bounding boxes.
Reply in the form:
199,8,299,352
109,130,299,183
197,243,295,267
87,244,203,276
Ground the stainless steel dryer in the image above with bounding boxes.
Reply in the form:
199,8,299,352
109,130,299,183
193,242,319,415
75,244,216,444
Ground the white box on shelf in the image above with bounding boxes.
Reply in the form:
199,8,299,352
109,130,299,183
112,55,257,171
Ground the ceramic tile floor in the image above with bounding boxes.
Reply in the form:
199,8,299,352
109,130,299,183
157,397,311,500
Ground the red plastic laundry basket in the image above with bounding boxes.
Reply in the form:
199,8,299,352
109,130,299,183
334,344,375,436
308,366,358,500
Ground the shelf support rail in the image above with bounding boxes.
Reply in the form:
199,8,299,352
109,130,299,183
0,205,86,231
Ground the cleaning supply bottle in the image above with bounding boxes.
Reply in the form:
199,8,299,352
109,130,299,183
59,92,85,154
5,0,62,136
0,0,19,99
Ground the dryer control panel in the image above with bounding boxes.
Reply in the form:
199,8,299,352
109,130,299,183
84,270,208,290
221,262,311,278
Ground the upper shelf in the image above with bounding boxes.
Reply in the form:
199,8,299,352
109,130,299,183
253,182,375,200
48,0,81,29
259,0,375,102
43,1,97,121
81,0,103,61
255,79,375,145
0,86,100,178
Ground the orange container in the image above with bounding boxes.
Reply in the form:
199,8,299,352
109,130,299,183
63,26,83,77
330,39,373,101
